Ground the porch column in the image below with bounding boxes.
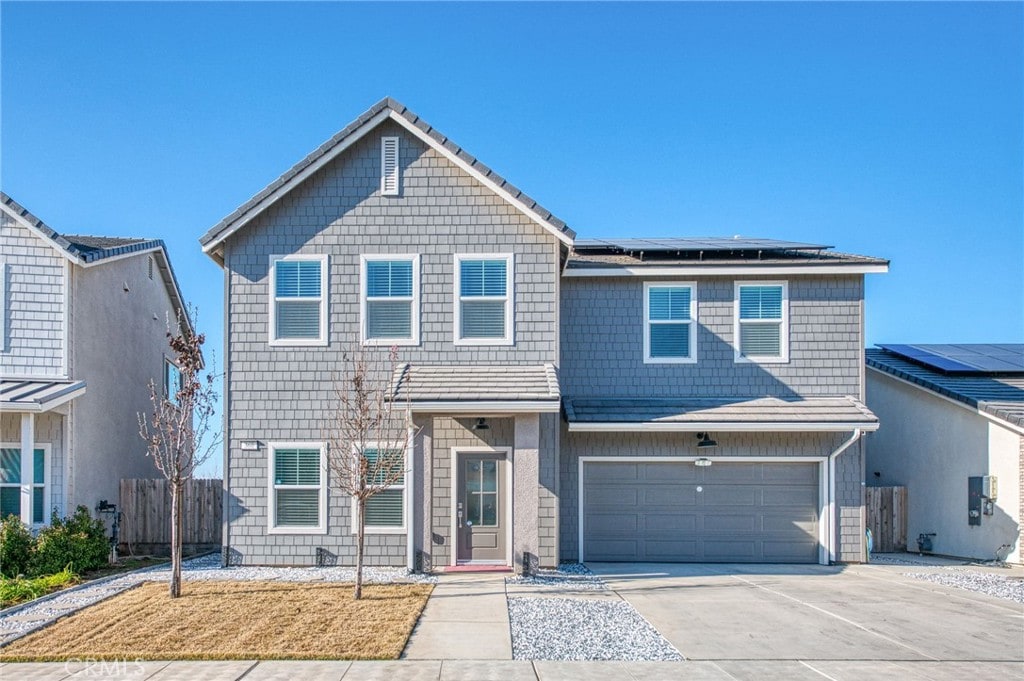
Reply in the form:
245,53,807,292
20,412,35,526
513,413,540,574
412,415,433,571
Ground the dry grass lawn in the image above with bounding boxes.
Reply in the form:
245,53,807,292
0,580,433,661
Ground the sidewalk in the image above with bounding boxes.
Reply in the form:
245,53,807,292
402,573,511,659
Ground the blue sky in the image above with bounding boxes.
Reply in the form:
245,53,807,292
2,2,1021,475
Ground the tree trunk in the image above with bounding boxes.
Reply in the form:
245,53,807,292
354,497,365,600
169,481,182,598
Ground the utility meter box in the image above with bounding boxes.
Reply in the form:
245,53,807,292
982,476,998,500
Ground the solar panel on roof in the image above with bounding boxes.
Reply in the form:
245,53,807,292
878,343,1024,375
573,237,832,253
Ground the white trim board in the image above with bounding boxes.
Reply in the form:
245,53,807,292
567,421,879,433
408,401,560,414
563,264,889,277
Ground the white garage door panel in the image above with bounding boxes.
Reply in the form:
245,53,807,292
583,461,820,563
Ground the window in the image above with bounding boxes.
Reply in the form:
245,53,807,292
269,255,328,346
361,255,419,345
735,282,788,362
380,137,400,196
268,444,326,534
644,282,696,363
0,446,47,525
163,359,183,406
454,254,514,345
356,447,406,533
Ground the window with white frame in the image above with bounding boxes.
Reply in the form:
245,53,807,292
268,444,326,533
163,359,183,406
269,255,328,345
0,446,47,525
454,254,513,345
361,255,419,344
644,282,696,363
357,447,406,532
735,282,788,362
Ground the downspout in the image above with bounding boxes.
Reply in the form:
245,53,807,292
827,428,862,564
406,424,415,571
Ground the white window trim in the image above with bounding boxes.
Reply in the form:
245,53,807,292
359,254,420,346
380,136,400,196
163,357,182,405
453,253,515,346
643,281,697,364
267,442,328,535
350,442,408,535
0,442,50,528
268,254,329,347
734,280,789,364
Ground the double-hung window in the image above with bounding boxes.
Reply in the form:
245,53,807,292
163,359,183,406
355,446,406,533
268,444,326,534
735,282,788,362
269,255,328,346
361,255,419,345
644,282,696,363
0,446,47,525
454,254,513,345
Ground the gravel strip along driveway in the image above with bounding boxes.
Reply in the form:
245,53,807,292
904,569,1024,603
505,562,607,591
0,553,435,646
507,596,682,661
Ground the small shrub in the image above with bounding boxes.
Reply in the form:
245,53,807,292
0,567,78,607
31,506,109,576
0,514,35,578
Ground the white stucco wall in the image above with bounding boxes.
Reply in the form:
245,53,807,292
866,369,1022,563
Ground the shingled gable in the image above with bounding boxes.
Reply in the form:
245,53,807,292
199,97,576,262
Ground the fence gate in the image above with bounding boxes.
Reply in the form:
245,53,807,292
866,486,907,553
119,478,222,554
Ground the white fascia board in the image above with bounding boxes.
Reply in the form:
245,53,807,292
408,400,561,414
77,245,162,268
1,204,79,264
567,421,880,433
202,110,393,258
386,112,573,247
866,365,1024,436
563,264,889,277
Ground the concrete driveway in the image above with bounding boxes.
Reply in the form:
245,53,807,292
587,562,1024,670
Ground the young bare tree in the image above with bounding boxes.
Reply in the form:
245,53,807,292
326,347,412,600
138,311,221,598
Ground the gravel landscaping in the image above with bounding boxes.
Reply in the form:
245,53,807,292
507,596,682,661
904,568,1024,603
506,562,608,591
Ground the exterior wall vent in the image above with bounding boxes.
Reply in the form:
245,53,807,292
380,136,400,196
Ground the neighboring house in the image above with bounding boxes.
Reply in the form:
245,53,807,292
866,344,1023,563
0,194,190,528
200,98,888,571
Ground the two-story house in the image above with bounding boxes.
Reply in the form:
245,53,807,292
1,194,190,528
200,98,887,571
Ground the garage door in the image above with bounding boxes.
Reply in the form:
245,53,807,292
583,461,820,563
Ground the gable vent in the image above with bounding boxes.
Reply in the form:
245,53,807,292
380,136,400,196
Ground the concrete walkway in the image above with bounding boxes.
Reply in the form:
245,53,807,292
402,573,511,659
2,659,1021,680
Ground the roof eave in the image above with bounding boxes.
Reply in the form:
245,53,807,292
566,420,880,433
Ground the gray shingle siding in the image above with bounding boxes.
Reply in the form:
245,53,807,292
223,120,561,565
561,275,863,399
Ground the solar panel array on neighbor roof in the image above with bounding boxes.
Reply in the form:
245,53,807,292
573,237,832,252
877,343,1024,374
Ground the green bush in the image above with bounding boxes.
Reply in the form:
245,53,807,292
0,514,35,578
30,506,109,576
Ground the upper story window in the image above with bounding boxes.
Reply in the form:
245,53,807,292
163,359,183,406
644,282,696,364
380,137,400,196
454,254,514,346
0,446,47,525
735,282,788,363
361,255,419,345
268,443,327,534
269,255,328,346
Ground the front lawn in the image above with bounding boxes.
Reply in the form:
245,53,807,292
0,580,433,661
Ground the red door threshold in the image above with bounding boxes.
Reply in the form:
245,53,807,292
441,565,513,573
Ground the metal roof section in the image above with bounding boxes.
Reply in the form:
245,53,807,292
391,363,560,412
564,396,878,432
199,97,576,260
866,346,1024,430
0,193,193,335
0,379,87,413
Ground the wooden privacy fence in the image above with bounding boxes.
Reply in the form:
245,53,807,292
119,479,222,553
866,486,907,553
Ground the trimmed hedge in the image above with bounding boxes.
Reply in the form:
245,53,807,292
0,506,110,578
